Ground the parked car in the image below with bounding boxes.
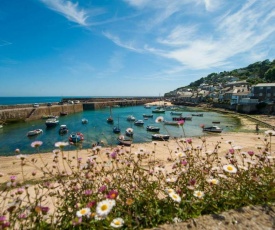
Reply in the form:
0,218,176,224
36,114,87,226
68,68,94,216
33,103,39,108
47,103,52,106
68,100,74,104
74,100,80,104
58,101,64,105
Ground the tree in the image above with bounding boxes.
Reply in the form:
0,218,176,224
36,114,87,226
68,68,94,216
264,67,275,82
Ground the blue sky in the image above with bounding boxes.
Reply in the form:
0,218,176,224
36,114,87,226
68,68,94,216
0,0,274,97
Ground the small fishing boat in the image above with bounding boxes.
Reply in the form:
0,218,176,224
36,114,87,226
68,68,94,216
117,135,132,146
212,121,221,124
172,116,192,121
152,109,165,113
164,120,180,126
127,115,136,121
27,129,43,137
191,113,203,117
45,118,59,127
170,112,182,116
82,118,88,124
146,125,160,132
60,111,68,116
203,126,223,133
143,114,153,118
113,116,121,134
107,107,114,123
144,105,151,109
42,115,59,119
59,125,68,135
152,134,170,141
125,128,134,137
134,120,144,126
69,132,84,143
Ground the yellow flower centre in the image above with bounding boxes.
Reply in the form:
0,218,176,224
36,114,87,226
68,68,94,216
80,209,86,215
227,166,233,171
114,221,120,225
101,204,108,211
110,194,116,199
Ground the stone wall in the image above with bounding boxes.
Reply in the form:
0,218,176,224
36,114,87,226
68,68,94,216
0,104,83,123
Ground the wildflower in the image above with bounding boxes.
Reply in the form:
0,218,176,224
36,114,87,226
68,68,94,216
76,208,91,218
265,130,275,136
175,152,186,158
193,190,205,198
10,175,16,182
237,165,248,171
229,149,234,154
72,217,82,226
166,177,177,183
169,192,181,203
186,138,192,144
107,190,118,199
206,178,219,185
110,218,124,228
178,120,184,126
126,198,134,205
233,146,242,150
165,188,175,194
98,185,107,193
54,141,69,148
247,151,254,156
155,116,164,123
173,217,182,223
223,164,237,173
180,160,188,166
84,190,92,196
96,199,115,217
225,140,234,145
15,148,20,153
16,154,28,160
110,151,117,159
31,141,43,148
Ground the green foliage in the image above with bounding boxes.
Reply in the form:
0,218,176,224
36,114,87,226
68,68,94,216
264,67,275,82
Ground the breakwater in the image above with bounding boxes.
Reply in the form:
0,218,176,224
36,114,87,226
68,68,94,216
0,98,156,123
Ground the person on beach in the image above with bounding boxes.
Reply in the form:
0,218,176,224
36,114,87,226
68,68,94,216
256,124,259,134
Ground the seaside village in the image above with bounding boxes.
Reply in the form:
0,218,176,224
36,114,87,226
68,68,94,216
165,79,275,116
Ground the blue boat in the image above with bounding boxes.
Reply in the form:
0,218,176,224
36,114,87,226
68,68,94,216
69,132,84,143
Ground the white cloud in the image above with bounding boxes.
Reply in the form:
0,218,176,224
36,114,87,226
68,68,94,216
40,0,88,26
0,40,12,47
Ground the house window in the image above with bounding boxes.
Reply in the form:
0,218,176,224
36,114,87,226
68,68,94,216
259,93,263,96
267,87,271,89
260,87,263,90
267,93,271,97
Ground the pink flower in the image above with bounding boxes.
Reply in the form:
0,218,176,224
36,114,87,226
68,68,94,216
186,138,192,144
178,120,184,126
98,185,107,193
10,175,16,182
84,190,92,196
247,151,254,156
229,149,234,154
106,190,118,199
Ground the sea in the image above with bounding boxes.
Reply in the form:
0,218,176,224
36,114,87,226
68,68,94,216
0,97,241,156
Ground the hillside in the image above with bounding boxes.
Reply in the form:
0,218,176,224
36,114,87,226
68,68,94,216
165,59,275,96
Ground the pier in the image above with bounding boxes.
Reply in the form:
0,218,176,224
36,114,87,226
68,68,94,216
0,97,157,123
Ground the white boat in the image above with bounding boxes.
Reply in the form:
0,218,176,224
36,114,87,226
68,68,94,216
45,118,59,127
125,128,134,137
134,120,144,126
152,134,170,141
203,126,223,133
127,115,136,121
27,129,43,137
152,109,165,113
144,105,151,109
164,120,180,126
146,125,160,132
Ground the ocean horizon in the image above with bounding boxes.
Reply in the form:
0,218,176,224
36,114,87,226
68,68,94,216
0,96,158,106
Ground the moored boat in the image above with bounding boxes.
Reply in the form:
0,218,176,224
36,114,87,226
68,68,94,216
172,116,192,121
27,129,43,137
69,132,84,143
170,112,182,116
191,113,203,117
113,126,121,134
212,121,220,124
143,114,153,118
60,111,68,116
82,118,88,124
164,120,180,126
117,136,132,146
203,126,223,133
146,125,160,132
45,118,59,127
134,120,144,126
127,115,136,121
152,134,170,141
152,109,165,113
125,128,134,137
59,125,68,135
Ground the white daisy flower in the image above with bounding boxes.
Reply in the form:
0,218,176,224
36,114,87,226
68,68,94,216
96,199,115,217
110,218,124,228
76,208,91,217
165,188,175,194
16,154,28,160
193,190,205,198
206,178,219,185
265,130,275,136
233,145,242,150
169,192,181,203
166,177,177,183
223,164,237,173
175,152,186,158
155,116,164,123
54,142,69,148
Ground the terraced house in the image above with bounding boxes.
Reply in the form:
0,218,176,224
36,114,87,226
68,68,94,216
251,83,275,103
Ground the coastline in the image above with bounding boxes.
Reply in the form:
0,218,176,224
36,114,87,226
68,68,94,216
1,101,274,183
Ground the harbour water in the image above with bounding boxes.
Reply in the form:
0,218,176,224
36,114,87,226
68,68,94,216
0,103,240,156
